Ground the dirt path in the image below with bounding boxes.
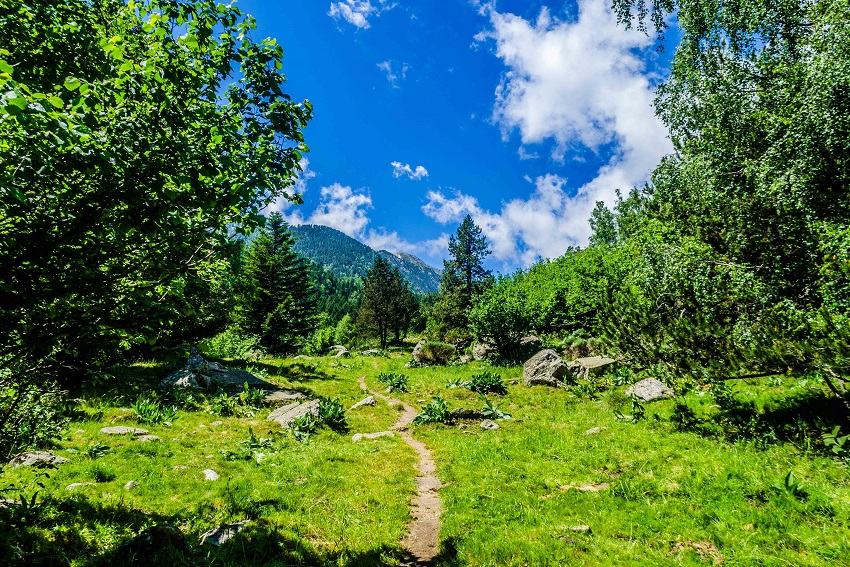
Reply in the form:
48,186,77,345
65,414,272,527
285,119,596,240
358,376,442,565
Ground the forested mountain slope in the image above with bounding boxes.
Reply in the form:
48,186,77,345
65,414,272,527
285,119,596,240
290,224,441,294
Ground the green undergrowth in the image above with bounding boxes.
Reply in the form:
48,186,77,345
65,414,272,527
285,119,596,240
2,353,850,566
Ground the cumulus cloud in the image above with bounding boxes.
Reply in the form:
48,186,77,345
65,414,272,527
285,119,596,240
328,0,395,29
466,0,671,252
391,161,429,180
377,60,410,88
424,175,593,266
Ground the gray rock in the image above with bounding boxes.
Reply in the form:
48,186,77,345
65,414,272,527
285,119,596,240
352,431,394,442
350,396,376,410
566,525,592,534
567,356,617,381
137,435,161,442
459,355,471,364
100,426,149,436
626,377,673,402
586,427,602,435
519,335,543,350
66,483,96,490
124,481,140,490
480,419,500,430
361,349,381,356
472,341,497,361
160,367,209,391
333,349,350,358
267,399,320,428
200,521,247,546
203,469,219,481
211,420,223,427
172,465,188,471
328,345,347,352
9,451,70,468
264,389,307,403
411,339,427,363
0,498,19,510
450,408,487,420
523,349,570,387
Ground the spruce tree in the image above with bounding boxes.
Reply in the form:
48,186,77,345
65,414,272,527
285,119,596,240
357,257,418,349
236,213,316,354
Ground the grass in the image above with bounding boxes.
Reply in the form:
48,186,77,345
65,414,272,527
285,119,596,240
2,351,850,566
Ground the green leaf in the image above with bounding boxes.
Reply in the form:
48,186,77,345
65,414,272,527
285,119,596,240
63,77,81,91
48,96,64,109
6,96,27,110
0,60,13,75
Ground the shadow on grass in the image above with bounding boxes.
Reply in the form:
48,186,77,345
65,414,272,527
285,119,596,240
0,497,418,567
672,386,850,451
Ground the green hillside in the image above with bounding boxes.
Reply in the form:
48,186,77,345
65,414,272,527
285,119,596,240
290,224,441,294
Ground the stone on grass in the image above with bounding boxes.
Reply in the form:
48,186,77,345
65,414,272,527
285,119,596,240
333,349,350,358
566,525,592,534
625,377,673,402
362,349,381,356
211,421,223,427
263,389,307,404
472,342,497,361
411,339,427,362
66,483,96,491
200,521,247,547
523,349,570,387
586,427,602,435
99,426,149,436
203,469,219,481
519,335,543,350
9,451,69,468
352,431,394,442
137,435,161,443
350,396,376,410
124,481,140,490
480,420,499,430
267,400,320,428
450,408,487,420
567,356,617,381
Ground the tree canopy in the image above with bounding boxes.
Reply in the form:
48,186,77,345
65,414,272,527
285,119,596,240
0,0,311,378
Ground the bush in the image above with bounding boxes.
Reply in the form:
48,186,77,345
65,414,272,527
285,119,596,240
413,397,452,425
201,326,263,360
377,372,409,393
318,398,348,431
131,392,177,425
467,371,506,395
0,372,68,464
416,341,456,365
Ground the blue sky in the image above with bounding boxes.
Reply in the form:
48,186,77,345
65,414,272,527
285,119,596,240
237,0,676,272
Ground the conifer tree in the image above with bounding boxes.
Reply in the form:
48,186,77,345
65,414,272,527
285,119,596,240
357,257,418,349
236,213,316,354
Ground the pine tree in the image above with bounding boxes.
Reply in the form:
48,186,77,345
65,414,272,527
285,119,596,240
236,213,316,354
357,257,418,349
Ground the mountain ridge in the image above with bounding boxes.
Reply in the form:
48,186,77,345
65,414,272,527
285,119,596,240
290,224,441,294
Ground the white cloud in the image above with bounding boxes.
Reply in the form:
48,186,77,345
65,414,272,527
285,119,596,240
391,161,429,180
328,0,395,29
466,0,671,251
377,61,410,88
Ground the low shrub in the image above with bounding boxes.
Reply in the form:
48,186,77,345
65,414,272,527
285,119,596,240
413,397,452,425
318,397,348,431
377,372,409,393
468,371,506,395
0,373,68,464
416,342,456,366
131,392,177,425
201,326,263,360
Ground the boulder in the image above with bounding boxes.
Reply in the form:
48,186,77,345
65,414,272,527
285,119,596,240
263,389,307,404
352,431,394,442
519,335,543,350
411,339,427,363
567,356,617,381
328,345,347,352
361,349,381,356
160,367,209,391
350,396,376,410
100,426,149,436
333,349,350,358
472,342,497,361
267,399,321,428
523,349,570,387
626,378,673,402
200,521,247,547
9,451,69,468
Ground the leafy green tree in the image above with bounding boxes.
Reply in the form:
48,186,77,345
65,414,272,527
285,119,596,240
0,0,310,383
235,213,316,354
588,201,618,247
604,0,850,402
357,257,418,349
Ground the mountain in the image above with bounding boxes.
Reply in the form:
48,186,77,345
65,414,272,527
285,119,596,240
290,224,441,294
